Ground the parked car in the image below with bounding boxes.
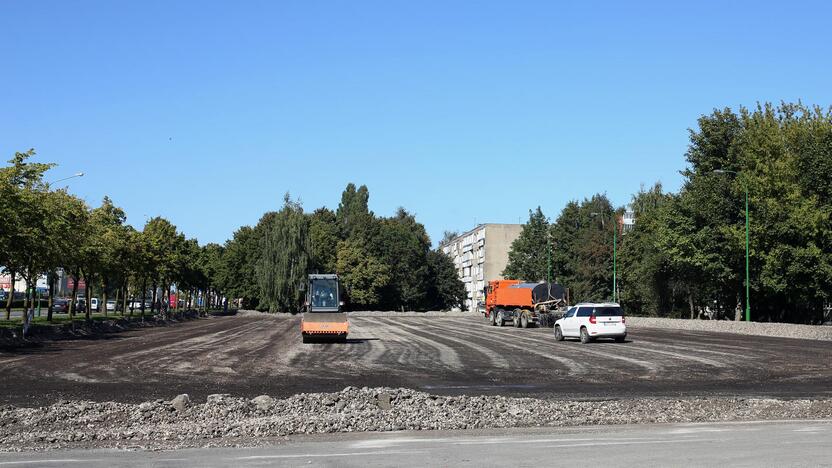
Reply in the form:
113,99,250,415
106,300,117,312
51,298,70,314
554,303,627,343
90,298,100,312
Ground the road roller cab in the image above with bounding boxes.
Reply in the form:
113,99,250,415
301,274,349,343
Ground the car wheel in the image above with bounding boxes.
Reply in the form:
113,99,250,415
554,325,564,341
580,327,591,344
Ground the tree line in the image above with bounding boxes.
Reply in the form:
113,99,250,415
0,150,227,326
503,102,832,324
220,184,466,312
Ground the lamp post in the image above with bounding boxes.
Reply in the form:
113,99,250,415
713,169,750,322
591,212,617,303
547,218,553,284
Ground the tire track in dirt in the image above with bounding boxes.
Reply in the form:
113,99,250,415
391,319,511,369
374,318,463,370
424,319,585,375
472,323,661,376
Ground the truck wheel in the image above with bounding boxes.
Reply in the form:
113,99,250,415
520,313,530,329
489,310,497,326
580,327,592,344
497,311,505,327
512,315,520,327
554,325,564,341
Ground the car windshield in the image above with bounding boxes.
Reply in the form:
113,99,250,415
593,306,623,317
310,279,338,309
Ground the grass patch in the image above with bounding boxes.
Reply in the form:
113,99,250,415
0,311,160,329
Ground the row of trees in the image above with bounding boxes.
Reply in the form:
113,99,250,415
503,102,832,323
0,150,227,326
218,184,466,312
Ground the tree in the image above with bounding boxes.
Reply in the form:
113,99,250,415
426,249,466,310
308,207,339,273
221,226,260,309
549,195,617,303
617,183,675,316
256,194,310,312
336,239,390,308
0,150,55,324
336,183,373,240
142,217,180,313
503,207,549,281
372,208,432,310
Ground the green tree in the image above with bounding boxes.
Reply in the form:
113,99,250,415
503,207,550,281
426,249,466,310
256,194,310,312
309,207,339,273
221,225,260,309
336,239,390,307
336,183,373,240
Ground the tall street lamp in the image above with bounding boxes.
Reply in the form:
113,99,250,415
591,212,618,303
713,169,750,322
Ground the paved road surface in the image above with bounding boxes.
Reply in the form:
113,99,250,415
0,419,829,467
1,314,830,406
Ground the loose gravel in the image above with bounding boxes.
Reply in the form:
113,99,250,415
2,387,830,452
628,317,832,341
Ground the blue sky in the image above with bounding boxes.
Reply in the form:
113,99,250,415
2,1,830,246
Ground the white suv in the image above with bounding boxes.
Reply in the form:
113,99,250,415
554,303,627,343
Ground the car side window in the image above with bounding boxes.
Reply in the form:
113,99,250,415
577,307,591,317
564,307,576,318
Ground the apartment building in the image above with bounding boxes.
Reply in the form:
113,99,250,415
440,223,523,311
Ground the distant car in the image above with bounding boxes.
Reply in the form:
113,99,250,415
106,300,117,311
554,303,627,343
129,300,143,309
51,298,70,314
90,298,100,312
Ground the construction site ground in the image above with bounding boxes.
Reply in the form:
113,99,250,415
1,313,830,407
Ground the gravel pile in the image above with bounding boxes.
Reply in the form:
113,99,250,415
629,317,832,341
2,387,830,451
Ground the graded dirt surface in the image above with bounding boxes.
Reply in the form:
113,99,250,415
1,314,830,406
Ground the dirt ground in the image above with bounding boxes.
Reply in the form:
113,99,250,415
1,314,830,406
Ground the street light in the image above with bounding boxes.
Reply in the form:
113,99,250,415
591,212,618,303
713,169,751,322
49,172,85,185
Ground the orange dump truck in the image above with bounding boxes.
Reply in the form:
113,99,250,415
485,279,566,328
301,274,348,343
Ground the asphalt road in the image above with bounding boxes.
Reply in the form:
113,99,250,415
1,419,829,467
1,314,831,406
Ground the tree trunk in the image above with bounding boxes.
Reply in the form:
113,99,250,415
151,283,158,313
4,270,14,320
47,271,55,322
688,289,695,320
22,284,29,317
69,271,80,319
85,277,92,320
102,278,109,317
20,272,34,333
122,283,128,317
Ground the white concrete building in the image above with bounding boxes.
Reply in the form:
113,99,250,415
441,224,523,311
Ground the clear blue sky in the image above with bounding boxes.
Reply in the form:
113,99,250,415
2,1,830,246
